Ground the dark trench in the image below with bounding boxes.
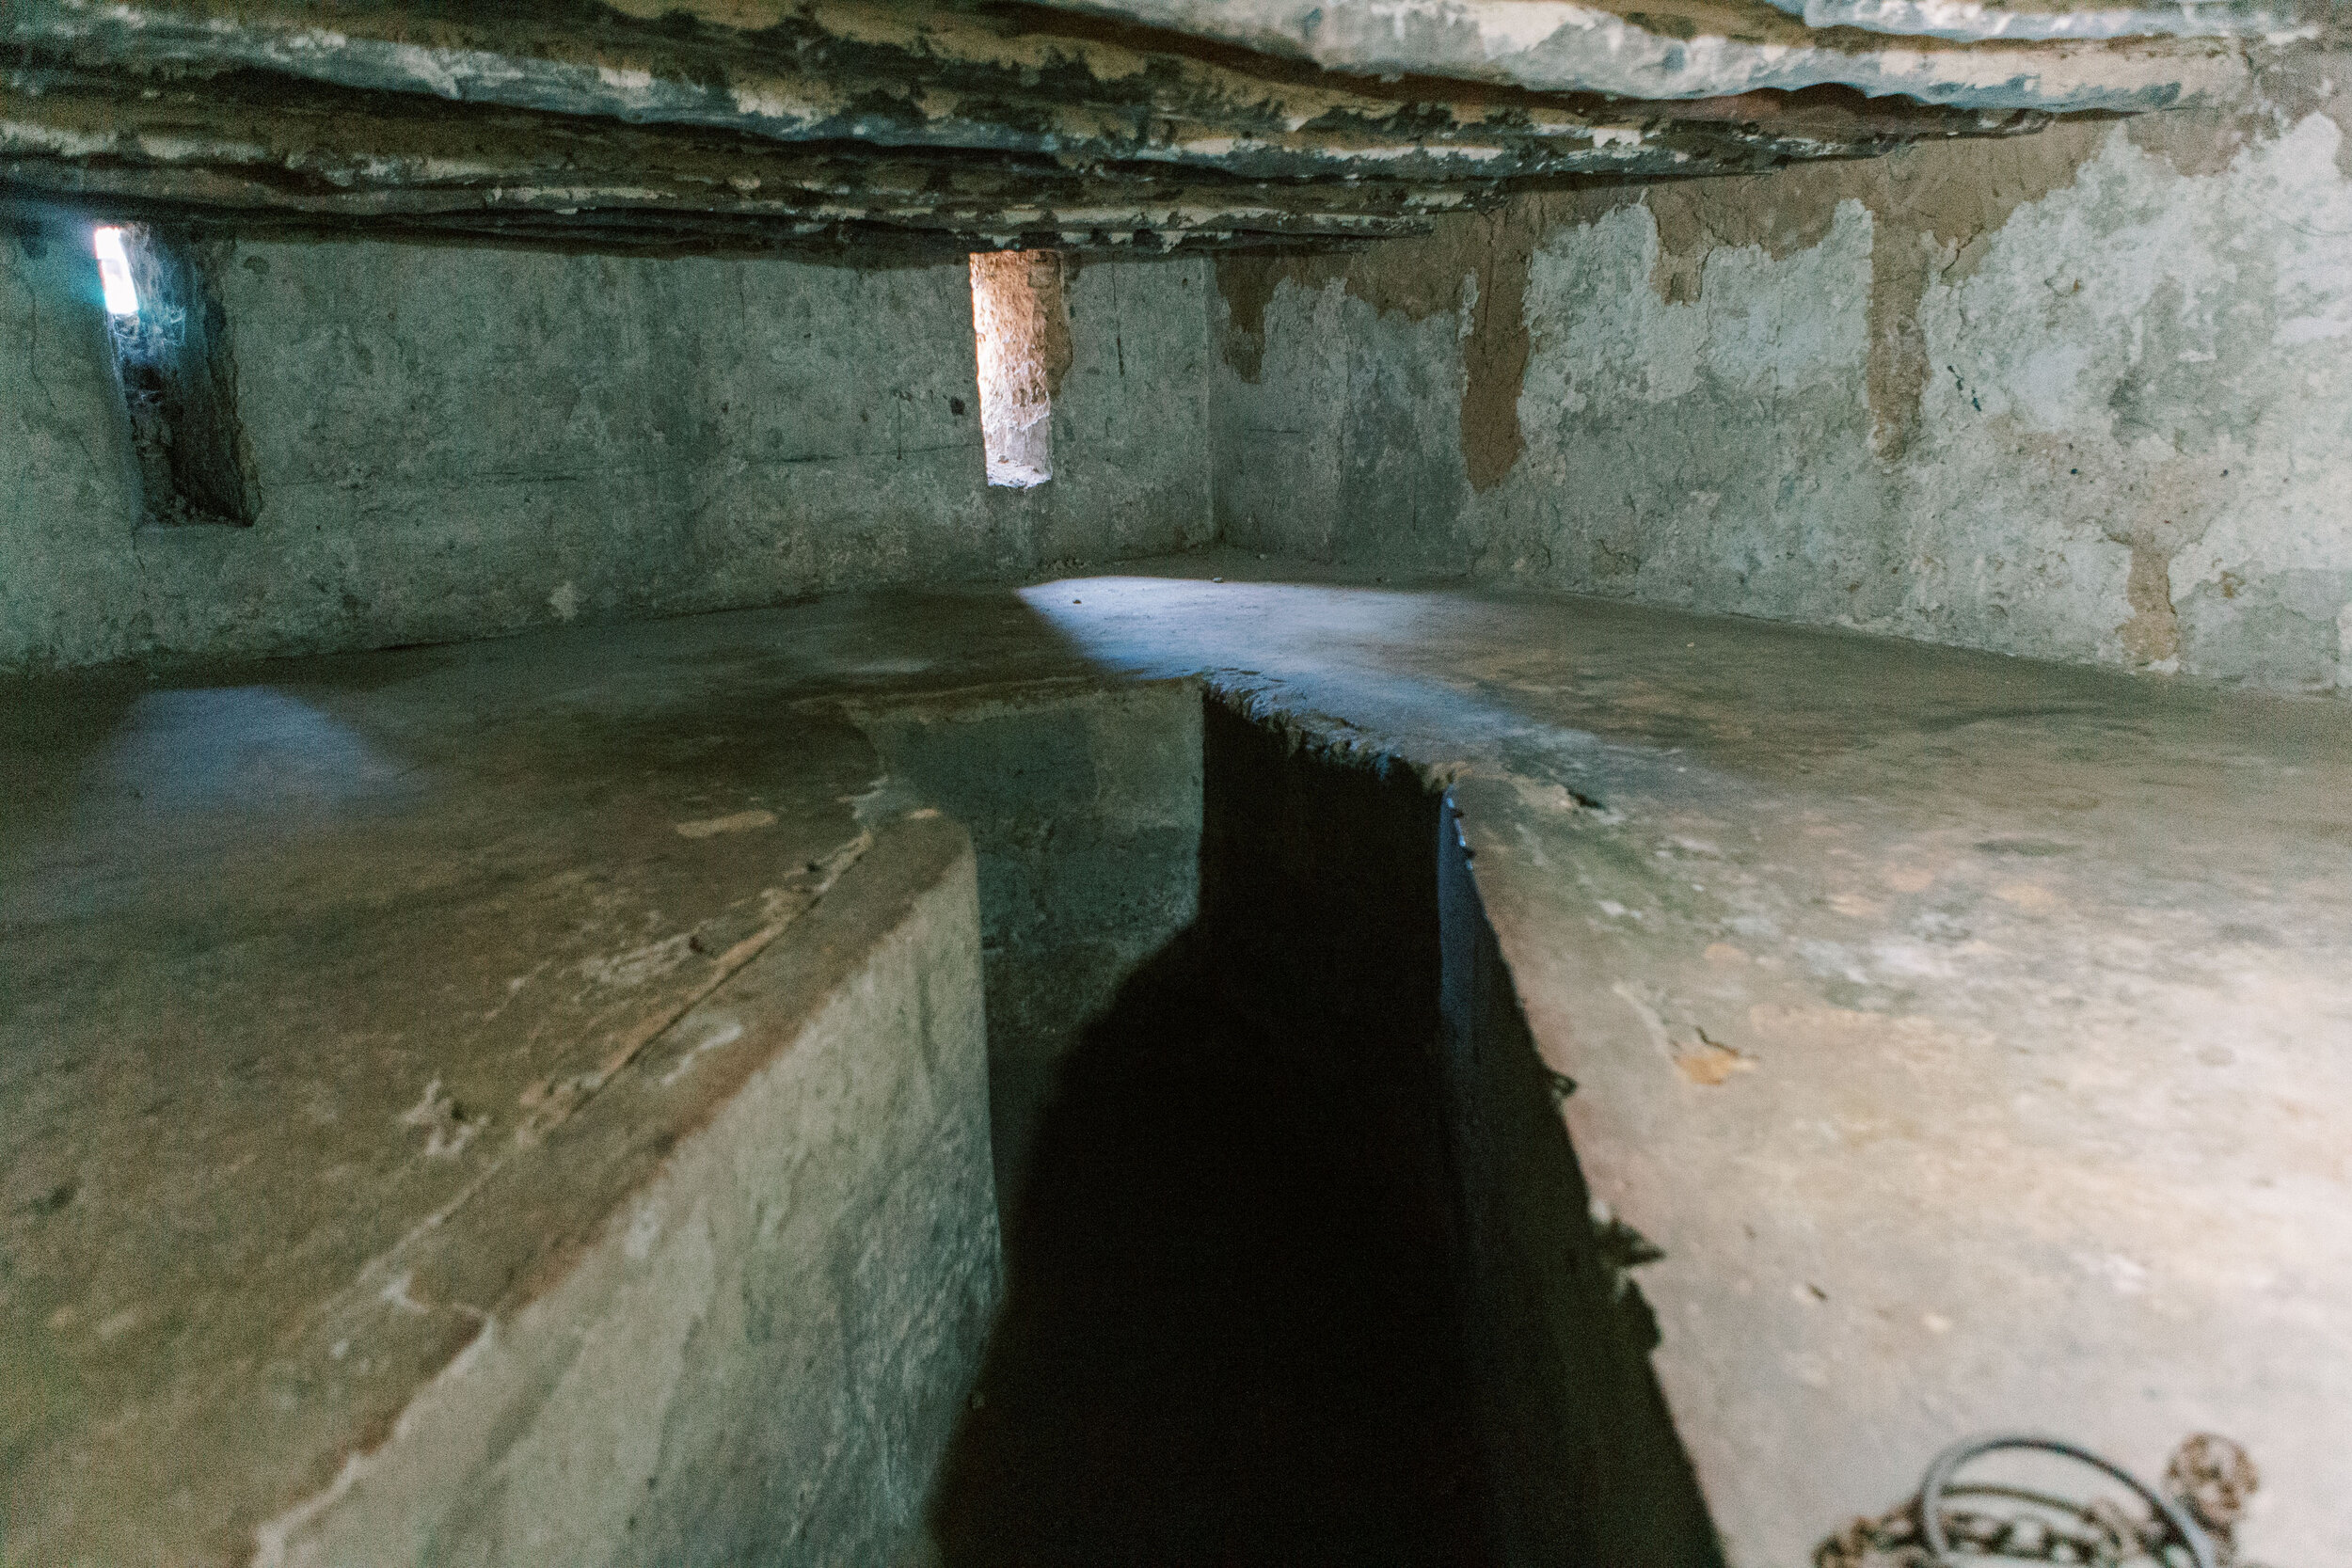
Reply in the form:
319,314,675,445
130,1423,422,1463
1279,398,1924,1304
930,698,1723,1568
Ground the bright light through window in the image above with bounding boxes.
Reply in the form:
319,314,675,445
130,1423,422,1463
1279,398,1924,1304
93,227,140,318
968,249,1068,489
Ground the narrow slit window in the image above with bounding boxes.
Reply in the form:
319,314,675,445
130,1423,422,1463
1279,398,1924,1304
92,223,253,527
94,227,141,317
968,249,1070,489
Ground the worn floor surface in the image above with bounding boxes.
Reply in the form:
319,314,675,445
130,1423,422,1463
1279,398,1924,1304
5,551,2348,1565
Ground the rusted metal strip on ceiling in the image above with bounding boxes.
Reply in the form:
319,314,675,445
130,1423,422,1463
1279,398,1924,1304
0,0,2318,251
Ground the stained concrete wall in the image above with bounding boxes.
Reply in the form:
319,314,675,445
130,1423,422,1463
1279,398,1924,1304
1214,60,2352,697
24,64,2352,694
1,221,1212,668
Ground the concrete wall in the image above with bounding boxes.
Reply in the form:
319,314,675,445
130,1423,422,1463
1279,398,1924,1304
852,681,1204,1204
1214,61,2352,697
2,223,1212,668
20,59,2352,697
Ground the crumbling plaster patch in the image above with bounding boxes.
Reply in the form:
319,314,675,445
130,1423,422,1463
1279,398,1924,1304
1219,123,2106,482
1915,111,2352,683
1215,82,2352,696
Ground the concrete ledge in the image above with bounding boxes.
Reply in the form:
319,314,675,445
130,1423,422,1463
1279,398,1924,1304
6,807,996,1568
253,811,998,1567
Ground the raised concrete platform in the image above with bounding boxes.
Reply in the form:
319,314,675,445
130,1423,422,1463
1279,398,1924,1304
6,557,2347,1565
0,611,1193,1567
0,668,1008,1563
1025,558,2352,1567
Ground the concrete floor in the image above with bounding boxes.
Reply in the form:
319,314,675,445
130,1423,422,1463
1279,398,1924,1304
6,553,2348,1564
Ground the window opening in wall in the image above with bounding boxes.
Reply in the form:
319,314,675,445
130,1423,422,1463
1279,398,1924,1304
92,223,253,527
93,227,141,317
968,248,1071,489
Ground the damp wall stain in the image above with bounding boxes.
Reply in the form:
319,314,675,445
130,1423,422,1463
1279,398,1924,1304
1216,209,1536,494
1214,68,2352,697
1219,123,2103,480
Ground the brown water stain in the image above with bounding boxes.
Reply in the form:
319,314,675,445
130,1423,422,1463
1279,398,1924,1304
1215,122,2102,487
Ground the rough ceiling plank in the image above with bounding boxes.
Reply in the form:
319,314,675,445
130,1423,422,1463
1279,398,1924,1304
0,0,2299,248
1015,0,2286,103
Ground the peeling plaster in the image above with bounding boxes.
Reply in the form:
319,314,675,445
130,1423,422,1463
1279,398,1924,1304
1,0,2118,248
1032,0,2259,108
1216,73,2352,698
